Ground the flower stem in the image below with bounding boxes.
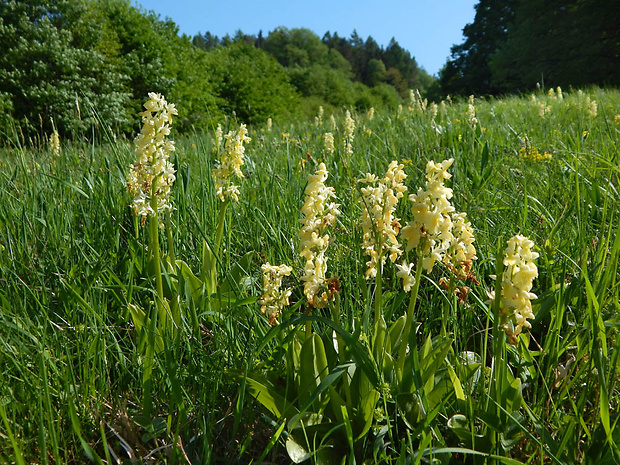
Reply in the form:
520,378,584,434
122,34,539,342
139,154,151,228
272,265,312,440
488,236,506,457
215,198,229,256
149,212,165,329
397,258,423,383
164,210,180,332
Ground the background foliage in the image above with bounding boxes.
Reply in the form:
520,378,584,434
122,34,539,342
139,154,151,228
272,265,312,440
438,0,620,96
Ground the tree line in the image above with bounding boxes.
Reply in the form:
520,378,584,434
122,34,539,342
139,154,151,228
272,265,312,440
438,0,620,96
193,28,433,98
0,0,431,142
3,0,617,142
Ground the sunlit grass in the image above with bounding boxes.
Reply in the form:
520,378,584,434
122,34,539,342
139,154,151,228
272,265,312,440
0,87,619,463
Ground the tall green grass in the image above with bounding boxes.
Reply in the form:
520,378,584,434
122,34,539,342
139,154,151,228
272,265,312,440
0,87,618,463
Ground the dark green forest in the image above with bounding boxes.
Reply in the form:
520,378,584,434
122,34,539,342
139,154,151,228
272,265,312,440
439,0,620,96
1,0,618,142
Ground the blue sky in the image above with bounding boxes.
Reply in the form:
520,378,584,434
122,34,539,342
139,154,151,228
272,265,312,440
134,0,478,76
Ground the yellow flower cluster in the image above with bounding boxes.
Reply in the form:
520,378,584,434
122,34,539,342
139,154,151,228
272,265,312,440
538,102,551,118
259,263,293,325
359,161,408,279
444,212,477,280
49,129,60,157
343,110,355,155
324,132,335,154
299,163,340,307
585,96,597,117
496,234,539,342
315,106,324,126
547,86,563,100
214,124,223,149
401,159,456,272
408,89,428,112
429,102,438,120
466,101,478,128
212,124,251,202
126,92,177,224
519,142,551,161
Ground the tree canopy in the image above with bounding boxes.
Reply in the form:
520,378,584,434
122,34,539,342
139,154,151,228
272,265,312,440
439,0,620,96
0,0,432,142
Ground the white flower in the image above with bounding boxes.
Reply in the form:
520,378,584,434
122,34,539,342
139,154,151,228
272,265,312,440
396,262,415,292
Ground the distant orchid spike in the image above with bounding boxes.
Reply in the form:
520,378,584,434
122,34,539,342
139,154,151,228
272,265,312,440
212,124,251,202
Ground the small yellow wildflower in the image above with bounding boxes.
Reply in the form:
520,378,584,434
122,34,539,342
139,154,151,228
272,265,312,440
49,128,60,157
466,103,478,127
214,124,223,151
538,102,551,118
429,102,438,120
519,140,552,161
586,96,597,117
315,106,324,126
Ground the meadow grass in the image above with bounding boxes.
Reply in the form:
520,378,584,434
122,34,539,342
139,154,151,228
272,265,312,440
0,88,619,464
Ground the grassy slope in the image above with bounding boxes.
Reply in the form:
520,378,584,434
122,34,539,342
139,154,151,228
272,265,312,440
0,88,619,463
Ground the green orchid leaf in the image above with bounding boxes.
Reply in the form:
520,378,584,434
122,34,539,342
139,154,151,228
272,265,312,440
220,250,256,294
388,315,406,354
176,259,204,304
200,239,217,295
299,334,329,411
237,370,298,420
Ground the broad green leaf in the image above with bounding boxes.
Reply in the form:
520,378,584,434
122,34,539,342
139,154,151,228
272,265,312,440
286,436,311,463
388,315,406,353
355,388,379,440
219,251,256,294
200,239,217,295
447,414,472,441
447,364,465,401
241,372,298,420
299,334,329,410
289,315,380,388
177,259,204,304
